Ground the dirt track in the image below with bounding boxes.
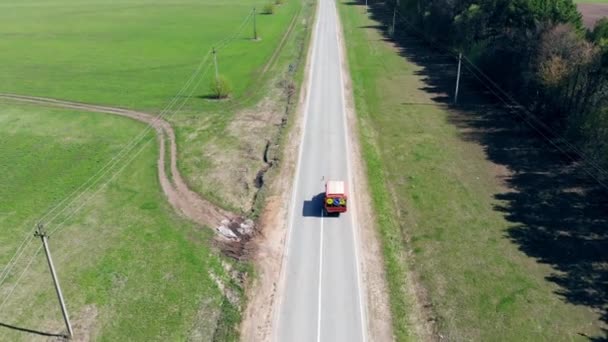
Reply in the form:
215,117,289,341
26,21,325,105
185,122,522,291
0,93,234,229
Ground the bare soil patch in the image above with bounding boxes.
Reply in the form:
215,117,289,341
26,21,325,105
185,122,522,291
70,305,98,342
578,3,608,29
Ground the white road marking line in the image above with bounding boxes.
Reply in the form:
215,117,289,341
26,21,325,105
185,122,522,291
271,0,321,339
317,209,324,342
332,0,368,340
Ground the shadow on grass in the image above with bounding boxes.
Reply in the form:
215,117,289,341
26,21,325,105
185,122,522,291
348,0,608,339
0,322,66,339
196,94,222,100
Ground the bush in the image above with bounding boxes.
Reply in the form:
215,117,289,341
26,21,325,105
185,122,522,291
262,3,275,14
275,0,285,5
209,75,232,99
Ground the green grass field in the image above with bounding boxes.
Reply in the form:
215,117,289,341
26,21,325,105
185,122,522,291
0,102,241,341
0,0,309,340
0,0,307,213
339,2,606,341
0,0,300,111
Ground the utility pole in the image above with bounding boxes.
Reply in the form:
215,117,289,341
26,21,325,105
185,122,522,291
454,52,462,105
212,48,219,81
35,224,73,339
390,0,398,37
365,0,368,12
253,7,258,40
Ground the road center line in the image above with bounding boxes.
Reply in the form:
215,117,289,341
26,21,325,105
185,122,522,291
332,0,368,340
317,209,324,342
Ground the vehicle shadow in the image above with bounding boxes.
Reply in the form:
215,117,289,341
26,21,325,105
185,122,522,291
0,322,66,339
302,192,325,217
346,0,608,338
302,192,342,218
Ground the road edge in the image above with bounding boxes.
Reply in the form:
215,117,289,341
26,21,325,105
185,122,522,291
334,3,395,341
239,0,319,339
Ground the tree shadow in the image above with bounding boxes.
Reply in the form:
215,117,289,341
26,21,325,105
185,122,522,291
0,322,67,339
196,94,227,100
353,0,608,338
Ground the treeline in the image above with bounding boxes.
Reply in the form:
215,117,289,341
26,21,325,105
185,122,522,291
398,0,608,175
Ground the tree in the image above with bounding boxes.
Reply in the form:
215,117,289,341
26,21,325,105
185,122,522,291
209,75,232,99
262,3,275,14
591,18,608,47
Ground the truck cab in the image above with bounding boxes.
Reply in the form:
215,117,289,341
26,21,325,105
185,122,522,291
324,180,347,215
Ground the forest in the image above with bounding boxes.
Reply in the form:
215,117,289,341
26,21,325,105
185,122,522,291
398,0,608,177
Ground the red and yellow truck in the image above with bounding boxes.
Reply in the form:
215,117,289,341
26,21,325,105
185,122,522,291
324,180,347,215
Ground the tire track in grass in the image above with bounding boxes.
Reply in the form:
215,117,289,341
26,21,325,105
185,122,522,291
0,93,234,229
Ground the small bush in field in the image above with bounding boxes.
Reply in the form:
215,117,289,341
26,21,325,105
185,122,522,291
209,75,232,99
262,3,275,14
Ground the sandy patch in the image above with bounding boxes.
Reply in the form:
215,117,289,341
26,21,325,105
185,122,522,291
69,305,98,342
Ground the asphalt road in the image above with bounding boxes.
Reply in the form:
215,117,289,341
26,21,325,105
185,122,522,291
275,0,366,340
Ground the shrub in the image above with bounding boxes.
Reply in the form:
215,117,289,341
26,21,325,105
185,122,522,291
262,3,275,14
275,0,285,5
209,75,232,99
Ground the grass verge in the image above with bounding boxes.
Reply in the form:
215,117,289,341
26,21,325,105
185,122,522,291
339,1,606,341
173,0,313,214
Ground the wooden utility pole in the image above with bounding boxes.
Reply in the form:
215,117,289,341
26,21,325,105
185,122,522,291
454,52,462,104
212,48,219,81
35,224,73,339
253,7,258,40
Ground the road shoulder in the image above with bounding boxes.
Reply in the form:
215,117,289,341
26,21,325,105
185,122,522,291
239,2,317,340
334,5,395,342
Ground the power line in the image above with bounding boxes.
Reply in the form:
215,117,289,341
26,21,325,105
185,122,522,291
389,6,608,186
0,7,257,309
459,57,608,187
0,245,42,313
0,61,213,315
48,63,213,239
0,64,206,291
0,9,254,303
12,9,254,242
0,53,212,287
460,54,608,178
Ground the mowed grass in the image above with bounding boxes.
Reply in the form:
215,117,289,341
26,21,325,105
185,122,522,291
0,0,300,111
339,2,605,341
0,103,235,341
